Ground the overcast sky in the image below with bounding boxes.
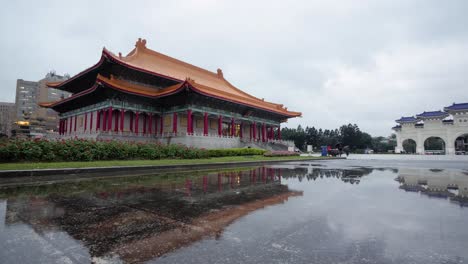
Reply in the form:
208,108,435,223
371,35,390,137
1,0,467,136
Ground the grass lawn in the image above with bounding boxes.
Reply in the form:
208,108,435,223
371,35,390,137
0,155,329,171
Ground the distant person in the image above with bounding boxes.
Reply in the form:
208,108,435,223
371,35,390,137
336,143,343,157
344,146,350,157
327,145,332,156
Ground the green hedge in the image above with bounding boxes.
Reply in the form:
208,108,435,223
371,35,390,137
0,139,209,162
0,139,267,162
264,151,299,157
207,148,266,157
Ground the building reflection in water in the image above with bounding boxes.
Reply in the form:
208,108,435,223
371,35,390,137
1,166,302,263
396,168,468,207
271,163,375,184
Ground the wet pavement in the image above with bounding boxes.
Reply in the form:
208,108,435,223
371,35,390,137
1,159,468,263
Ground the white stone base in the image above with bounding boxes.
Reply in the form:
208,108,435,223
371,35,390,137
51,131,295,151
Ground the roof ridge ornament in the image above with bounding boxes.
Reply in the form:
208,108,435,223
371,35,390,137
135,38,147,49
217,68,223,78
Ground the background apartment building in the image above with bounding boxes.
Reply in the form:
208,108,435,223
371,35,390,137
0,102,15,137
14,72,70,137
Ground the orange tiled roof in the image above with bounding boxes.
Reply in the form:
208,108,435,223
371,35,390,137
45,38,301,117
104,38,300,117
97,74,184,97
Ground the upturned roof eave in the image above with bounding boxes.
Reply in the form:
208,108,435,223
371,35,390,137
42,77,301,118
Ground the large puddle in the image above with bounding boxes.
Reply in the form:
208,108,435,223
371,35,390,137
1,160,468,263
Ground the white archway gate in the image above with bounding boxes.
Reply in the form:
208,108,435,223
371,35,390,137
393,104,468,155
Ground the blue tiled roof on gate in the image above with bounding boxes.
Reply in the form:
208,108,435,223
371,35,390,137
416,111,449,118
444,103,468,111
395,116,419,123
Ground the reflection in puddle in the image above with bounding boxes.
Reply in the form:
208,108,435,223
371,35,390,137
1,163,468,263
396,168,468,206
0,167,300,263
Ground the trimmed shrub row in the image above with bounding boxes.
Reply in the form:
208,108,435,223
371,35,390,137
0,139,209,162
0,139,267,162
263,151,299,157
207,148,266,157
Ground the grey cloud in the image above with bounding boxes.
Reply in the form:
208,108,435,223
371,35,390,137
1,0,467,136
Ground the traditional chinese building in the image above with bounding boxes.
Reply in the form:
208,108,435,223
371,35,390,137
40,39,301,149
392,103,468,155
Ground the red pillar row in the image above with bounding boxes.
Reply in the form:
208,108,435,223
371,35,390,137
58,120,62,135
261,123,265,142
114,110,119,132
172,112,178,133
84,113,88,132
160,114,163,135
218,115,222,136
102,110,107,131
148,114,153,134
155,115,158,135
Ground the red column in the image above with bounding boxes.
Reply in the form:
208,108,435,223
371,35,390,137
135,112,139,134
239,123,243,138
58,120,62,135
154,115,158,135
143,114,147,134
114,110,119,132
64,119,67,134
278,125,281,140
231,118,235,137
203,112,208,136
253,122,257,141
129,112,134,132
74,115,77,132
90,111,94,132
187,109,192,134
148,114,153,134
102,110,107,131
84,113,88,132
96,110,101,131
120,110,125,132
218,115,222,136
261,123,265,142
172,112,178,133
160,114,163,135
249,123,252,140
107,107,113,132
